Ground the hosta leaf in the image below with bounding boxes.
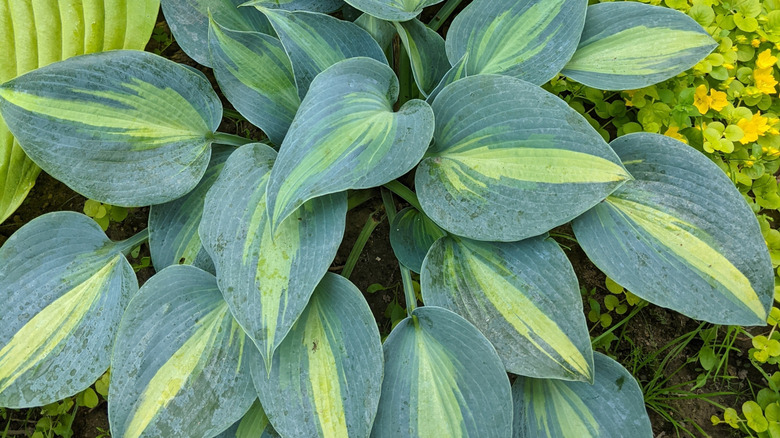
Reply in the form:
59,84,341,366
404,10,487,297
416,74,630,242
446,0,587,85
255,8,387,99
562,2,717,90
267,57,434,227
199,143,346,364
394,18,450,97
242,0,343,13
109,266,257,438
421,236,593,382
0,126,40,224
389,207,446,273
355,13,396,54
148,145,233,274
216,400,280,438
161,0,272,67
0,212,137,408
344,0,444,22
371,306,512,437
572,133,773,325
252,274,383,438
512,352,652,438
0,50,223,207
208,19,300,146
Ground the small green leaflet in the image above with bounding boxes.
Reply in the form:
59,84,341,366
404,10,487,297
371,306,513,438
0,212,137,408
445,0,587,85
344,0,444,22
216,400,281,438
109,266,257,438
199,143,347,366
242,0,343,13
512,353,652,438
389,207,446,273
416,74,630,242
422,235,594,382
266,57,434,228
572,133,773,326
562,2,717,90
252,274,383,438
394,18,450,97
0,50,223,207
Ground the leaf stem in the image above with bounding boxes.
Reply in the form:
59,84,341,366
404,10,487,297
114,228,150,257
428,0,463,31
400,264,417,315
383,180,422,212
590,301,647,347
347,189,376,211
212,132,254,147
342,210,383,279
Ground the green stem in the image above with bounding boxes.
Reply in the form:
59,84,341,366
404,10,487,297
383,180,422,212
212,132,254,147
223,108,247,122
115,229,150,257
590,301,646,347
400,264,417,315
381,187,397,223
342,211,383,279
428,0,463,31
347,189,376,211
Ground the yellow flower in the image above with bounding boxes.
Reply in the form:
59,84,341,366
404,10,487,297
754,67,778,95
663,126,688,144
710,89,728,111
738,112,771,144
723,63,735,70
753,39,762,48
693,85,727,114
757,49,779,69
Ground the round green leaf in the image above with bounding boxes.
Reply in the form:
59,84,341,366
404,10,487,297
389,207,446,273
344,0,443,22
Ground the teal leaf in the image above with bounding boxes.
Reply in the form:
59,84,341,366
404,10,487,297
199,143,347,364
394,18,450,96
416,74,630,242
252,274,383,438
562,2,717,90
371,306,513,438
344,0,444,22
355,13,396,54
512,352,652,438
572,133,773,325
242,0,343,13
0,212,136,408
389,207,446,273
109,266,256,438
266,57,434,227
0,50,223,207
421,235,593,382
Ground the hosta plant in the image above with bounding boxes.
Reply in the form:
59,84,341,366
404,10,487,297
0,0,773,436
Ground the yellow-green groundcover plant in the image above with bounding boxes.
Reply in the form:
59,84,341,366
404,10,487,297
0,0,773,437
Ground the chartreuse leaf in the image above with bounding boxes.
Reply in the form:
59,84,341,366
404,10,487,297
372,306,513,437
148,146,233,275
254,8,387,99
390,207,446,273
217,400,281,438
109,266,256,438
0,126,39,224
394,19,450,97
208,18,300,146
267,57,434,227
252,274,383,438
512,352,652,438
445,0,587,85
199,143,346,365
422,236,593,382
572,133,774,325
562,2,717,90
0,50,223,207
344,0,444,22
242,0,343,13
0,212,137,408
416,74,630,242
161,0,272,67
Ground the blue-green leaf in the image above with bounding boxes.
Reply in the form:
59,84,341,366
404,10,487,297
416,74,630,242
252,273,383,438
371,306,513,438
355,13,396,55
562,2,717,90
422,235,593,382
446,0,587,85
0,212,136,408
389,207,445,273
109,266,257,438
572,133,773,325
266,57,434,227
394,18,450,96
199,143,347,365
0,50,223,207
512,352,652,438
344,0,444,22
242,0,343,13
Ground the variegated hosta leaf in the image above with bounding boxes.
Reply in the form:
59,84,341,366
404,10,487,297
389,207,446,273
445,0,587,85
0,212,137,408
0,127,40,224
561,2,717,90
254,8,387,99
0,50,223,207
344,0,444,22
252,273,383,438
355,13,396,55
161,0,272,67
416,74,630,242
394,19,450,97
421,236,593,382
216,400,281,438
148,145,234,274
199,143,347,364
208,19,300,146
572,133,773,325
371,306,512,438
267,57,434,227
109,265,257,438
512,352,652,438
242,0,344,13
